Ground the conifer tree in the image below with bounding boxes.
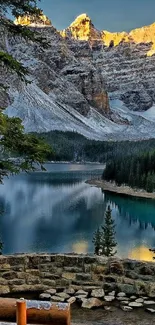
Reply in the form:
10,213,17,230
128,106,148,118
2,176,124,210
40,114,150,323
92,227,102,255
101,205,117,257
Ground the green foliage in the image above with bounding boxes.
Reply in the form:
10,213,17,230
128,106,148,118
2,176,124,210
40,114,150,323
92,227,102,255
0,1,49,81
0,51,29,81
1,18,50,49
101,205,117,257
0,111,52,183
0,0,41,17
93,206,117,257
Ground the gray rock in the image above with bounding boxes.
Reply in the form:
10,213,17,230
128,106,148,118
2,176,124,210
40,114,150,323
117,284,136,295
135,298,144,303
82,298,103,309
75,295,87,302
45,289,56,295
76,290,88,296
64,288,75,295
144,300,155,305
50,296,65,302
121,301,129,305
39,293,51,300
67,297,76,304
104,296,115,302
146,308,155,313
117,292,126,297
128,302,143,308
55,292,70,300
130,296,137,300
108,291,115,296
91,289,105,298
117,297,129,301
121,306,133,312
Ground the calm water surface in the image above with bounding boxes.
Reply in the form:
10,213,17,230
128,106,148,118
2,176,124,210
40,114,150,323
0,163,155,261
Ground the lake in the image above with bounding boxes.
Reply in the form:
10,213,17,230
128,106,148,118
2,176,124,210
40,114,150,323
0,163,155,261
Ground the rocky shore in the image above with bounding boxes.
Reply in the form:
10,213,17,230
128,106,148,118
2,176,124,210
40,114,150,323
87,179,155,200
39,286,155,313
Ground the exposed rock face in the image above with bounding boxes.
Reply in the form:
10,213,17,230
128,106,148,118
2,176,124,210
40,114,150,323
2,14,155,139
62,16,155,113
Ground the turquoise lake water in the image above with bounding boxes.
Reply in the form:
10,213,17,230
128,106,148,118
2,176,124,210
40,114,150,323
0,163,155,261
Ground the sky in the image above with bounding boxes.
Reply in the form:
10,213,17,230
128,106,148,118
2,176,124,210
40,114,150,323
37,0,155,32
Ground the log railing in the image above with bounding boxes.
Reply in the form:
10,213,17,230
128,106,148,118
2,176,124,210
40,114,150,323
0,298,70,325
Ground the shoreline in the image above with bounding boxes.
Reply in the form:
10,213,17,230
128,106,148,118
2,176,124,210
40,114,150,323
86,179,155,200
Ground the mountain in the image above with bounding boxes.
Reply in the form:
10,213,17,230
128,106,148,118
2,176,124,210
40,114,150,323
1,13,155,140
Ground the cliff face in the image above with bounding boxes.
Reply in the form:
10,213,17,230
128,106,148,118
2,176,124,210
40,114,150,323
62,16,155,112
1,14,155,140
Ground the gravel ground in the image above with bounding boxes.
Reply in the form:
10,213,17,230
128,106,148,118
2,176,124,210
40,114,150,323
71,305,155,325
87,179,155,200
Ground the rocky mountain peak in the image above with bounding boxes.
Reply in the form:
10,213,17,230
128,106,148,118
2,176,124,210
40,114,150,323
60,13,101,41
14,12,52,27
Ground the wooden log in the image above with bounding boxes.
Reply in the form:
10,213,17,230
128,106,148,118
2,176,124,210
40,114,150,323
0,298,70,325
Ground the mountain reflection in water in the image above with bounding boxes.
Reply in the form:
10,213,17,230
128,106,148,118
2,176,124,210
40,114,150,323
0,163,154,261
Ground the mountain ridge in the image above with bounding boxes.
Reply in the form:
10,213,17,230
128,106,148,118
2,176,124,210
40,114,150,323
1,13,155,140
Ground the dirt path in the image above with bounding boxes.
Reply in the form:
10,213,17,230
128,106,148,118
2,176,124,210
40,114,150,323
86,179,155,200
72,306,155,325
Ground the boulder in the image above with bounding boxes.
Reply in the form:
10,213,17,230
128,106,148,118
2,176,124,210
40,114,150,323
144,300,155,305
108,291,115,296
117,292,126,297
91,289,105,298
146,308,155,313
135,298,144,303
64,288,75,295
39,293,51,300
67,297,76,304
128,302,143,308
45,289,56,295
75,295,87,302
82,298,103,309
121,306,133,312
121,301,129,305
117,284,136,295
117,297,129,301
55,292,70,300
50,296,65,302
104,296,115,302
76,290,88,296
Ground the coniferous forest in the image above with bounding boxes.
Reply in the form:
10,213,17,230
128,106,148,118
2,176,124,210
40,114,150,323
37,130,155,193
103,150,155,193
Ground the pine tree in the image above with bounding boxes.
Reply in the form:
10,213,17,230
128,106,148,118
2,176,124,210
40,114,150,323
101,205,117,257
92,227,102,255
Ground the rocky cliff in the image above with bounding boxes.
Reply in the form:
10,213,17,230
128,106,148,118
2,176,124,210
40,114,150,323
1,14,155,140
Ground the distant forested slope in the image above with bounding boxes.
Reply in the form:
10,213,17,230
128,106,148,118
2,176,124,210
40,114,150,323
37,131,155,166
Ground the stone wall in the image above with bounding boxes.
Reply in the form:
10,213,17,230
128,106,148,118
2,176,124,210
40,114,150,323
0,254,155,297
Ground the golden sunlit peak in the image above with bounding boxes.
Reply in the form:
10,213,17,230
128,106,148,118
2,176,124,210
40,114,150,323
14,13,52,27
70,13,91,27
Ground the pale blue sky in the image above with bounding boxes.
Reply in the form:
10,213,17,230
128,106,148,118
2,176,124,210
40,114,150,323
37,0,155,32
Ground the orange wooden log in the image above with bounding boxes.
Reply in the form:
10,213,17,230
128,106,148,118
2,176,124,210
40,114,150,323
16,300,27,325
0,298,70,325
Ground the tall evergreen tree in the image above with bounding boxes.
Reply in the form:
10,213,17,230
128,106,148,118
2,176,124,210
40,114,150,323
92,227,102,255
101,205,117,257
